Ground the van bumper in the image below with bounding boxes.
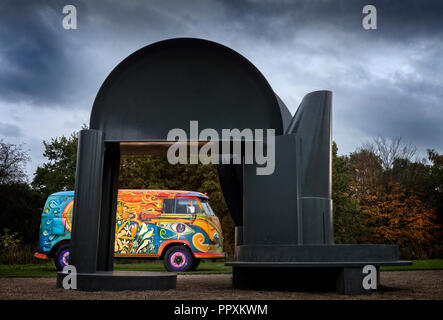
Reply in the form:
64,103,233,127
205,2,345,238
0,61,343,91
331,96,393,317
194,252,225,258
34,252,48,260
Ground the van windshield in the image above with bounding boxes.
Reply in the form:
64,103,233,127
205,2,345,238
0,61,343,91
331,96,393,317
200,199,215,216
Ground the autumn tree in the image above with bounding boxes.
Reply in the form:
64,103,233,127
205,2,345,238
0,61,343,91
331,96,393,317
349,148,384,200
358,178,438,258
349,137,440,258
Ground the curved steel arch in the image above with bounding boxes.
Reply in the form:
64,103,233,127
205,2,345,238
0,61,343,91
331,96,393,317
90,38,285,141
64,38,407,293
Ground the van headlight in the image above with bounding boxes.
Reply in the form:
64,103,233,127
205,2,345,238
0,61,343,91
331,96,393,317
212,232,219,244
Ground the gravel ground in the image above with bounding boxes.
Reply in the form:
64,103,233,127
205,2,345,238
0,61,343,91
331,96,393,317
0,271,442,300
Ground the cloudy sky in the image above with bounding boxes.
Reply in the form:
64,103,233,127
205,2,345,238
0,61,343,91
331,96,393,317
1,0,442,179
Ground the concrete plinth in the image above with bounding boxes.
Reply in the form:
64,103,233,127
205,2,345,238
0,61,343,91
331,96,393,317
56,271,177,291
229,264,385,295
226,243,411,295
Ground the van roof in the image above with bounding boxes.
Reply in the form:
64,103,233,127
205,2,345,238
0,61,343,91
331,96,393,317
51,191,75,196
50,189,208,199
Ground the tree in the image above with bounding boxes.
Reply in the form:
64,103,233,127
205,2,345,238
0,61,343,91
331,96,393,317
348,140,440,258
349,148,384,200
0,140,30,184
0,183,44,244
32,131,79,198
0,140,42,245
358,178,438,258
332,142,362,243
361,136,417,170
422,149,443,233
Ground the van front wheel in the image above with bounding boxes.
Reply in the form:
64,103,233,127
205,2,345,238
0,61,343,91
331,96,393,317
163,245,194,272
54,245,70,271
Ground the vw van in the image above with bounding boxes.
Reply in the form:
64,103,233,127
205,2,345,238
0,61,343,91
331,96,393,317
34,190,224,271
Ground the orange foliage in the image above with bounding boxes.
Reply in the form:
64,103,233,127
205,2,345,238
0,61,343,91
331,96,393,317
355,177,438,254
349,150,439,254
360,180,437,247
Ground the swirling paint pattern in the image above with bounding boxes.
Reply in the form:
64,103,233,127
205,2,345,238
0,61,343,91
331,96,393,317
192,232,219,252
61,200,73,232
37,190,224,259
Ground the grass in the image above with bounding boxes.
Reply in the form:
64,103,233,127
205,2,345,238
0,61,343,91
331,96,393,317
380,259,443,271
0,260,232,278
115,261,232,274
0,262,57,278
0,259,442,278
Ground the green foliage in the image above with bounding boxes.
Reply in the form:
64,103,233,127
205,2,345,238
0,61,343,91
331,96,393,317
0,140,44,248
332,142,363,243
0,228,45,264
0,183,44,245
0,228,21,249
422,150,443,228
9,128,443,261
31,131,80,199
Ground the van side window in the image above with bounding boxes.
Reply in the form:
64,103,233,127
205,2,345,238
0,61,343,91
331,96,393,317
174,198,202,214
189,199,202,213
162,198,175,213
163,198,203,214
175,199,189,214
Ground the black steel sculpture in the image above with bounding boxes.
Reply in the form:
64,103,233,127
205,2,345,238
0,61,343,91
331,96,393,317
57,38,409,293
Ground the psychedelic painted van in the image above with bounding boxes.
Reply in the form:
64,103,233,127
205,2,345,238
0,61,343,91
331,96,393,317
34,190,224,271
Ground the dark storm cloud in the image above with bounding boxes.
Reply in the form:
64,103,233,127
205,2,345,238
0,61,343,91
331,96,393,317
0,1,87,105
215,0,443,41
334,80,443,150
0,0,198,107
0,122,22,137
0,0,442,160
212,0,443,154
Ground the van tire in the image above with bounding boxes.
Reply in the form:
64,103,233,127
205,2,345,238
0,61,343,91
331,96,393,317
54,244,70,271
190,258,201,271
163,245,194,272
